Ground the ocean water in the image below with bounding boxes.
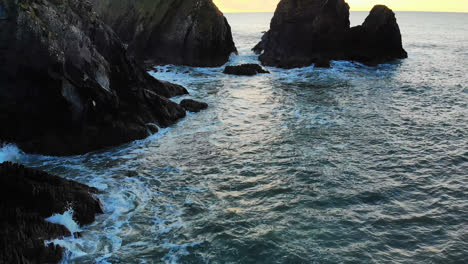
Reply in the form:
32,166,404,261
2,11,468,263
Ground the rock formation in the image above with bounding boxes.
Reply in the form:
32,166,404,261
0,0,193,155
254,0,407,68
344,5,408,65
180,99,208,113
0,162,102,263
92,0,237,67
223,64,270,76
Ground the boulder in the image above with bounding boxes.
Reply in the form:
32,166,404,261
0,162,102,264
254,0,407,68
223,64,270,76
0,0,189,156
92,0,237,67
180,99,208,113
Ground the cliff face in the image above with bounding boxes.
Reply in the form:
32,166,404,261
0,0,189,155
254,0,407,68
92,0,237,67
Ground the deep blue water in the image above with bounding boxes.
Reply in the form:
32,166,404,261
1,12,467,263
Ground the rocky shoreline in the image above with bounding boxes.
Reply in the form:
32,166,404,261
0,0,409,262
0,162,102,263
0,0,209,156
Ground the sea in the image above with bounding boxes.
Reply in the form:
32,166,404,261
1,11,467,263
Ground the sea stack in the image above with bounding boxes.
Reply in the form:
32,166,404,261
254,0,407,68
345,5,408,65
0,0,189,155
92,0,237,67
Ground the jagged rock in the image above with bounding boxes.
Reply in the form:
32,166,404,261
180,99,208,113
92,0,237,67
223,64,270,76
0,0,189,156
254,0,407,68
0,162,102,264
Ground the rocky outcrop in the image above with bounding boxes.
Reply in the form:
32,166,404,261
223,64,270,76
0,162,102,264
254,0,407,68
180,99,208,113
344,5,408,65
0,0,191,155
92,0,237,67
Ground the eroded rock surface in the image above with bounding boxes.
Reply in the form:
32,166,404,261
254,0,407,68
0,162,102,264
92,0,237,67
0,0,189,155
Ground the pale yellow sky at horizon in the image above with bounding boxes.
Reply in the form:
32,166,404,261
213,0,468,13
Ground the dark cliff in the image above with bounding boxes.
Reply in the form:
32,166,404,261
0,162,102,263
254,0,407,68
92,0,237,67
0,0,190,155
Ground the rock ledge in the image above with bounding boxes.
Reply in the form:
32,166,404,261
0,162,102,264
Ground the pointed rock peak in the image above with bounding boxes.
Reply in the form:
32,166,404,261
254,0,407,68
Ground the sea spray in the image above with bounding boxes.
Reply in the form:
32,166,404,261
45,208,82,234
0,144,23,163
45,208,91,260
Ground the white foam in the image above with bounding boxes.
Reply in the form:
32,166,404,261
0,143,23,163
45,208,82,233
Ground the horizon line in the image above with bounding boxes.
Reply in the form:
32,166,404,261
221,10,468,14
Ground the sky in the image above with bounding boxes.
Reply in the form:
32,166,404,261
213,0,468,13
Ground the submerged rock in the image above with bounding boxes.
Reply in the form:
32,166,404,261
0,0,189,155
223,64,270,76
254,0,407,68
92,0,237,67
0,162,102,264
180,99,209,113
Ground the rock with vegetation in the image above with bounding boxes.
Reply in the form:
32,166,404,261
223,64,270,76
92,0,237,67
0,162,102,264
254,0,407,68
0,0,190,156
